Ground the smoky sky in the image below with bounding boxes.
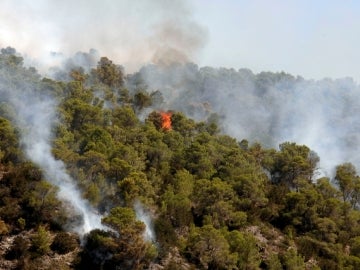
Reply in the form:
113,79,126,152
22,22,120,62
2,1,359,82
132,65,360,177
2,0,360,178
0,0,207,72
192,0,360,83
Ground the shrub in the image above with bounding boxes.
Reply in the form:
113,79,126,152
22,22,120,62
6,235,30,260
51,232,80,254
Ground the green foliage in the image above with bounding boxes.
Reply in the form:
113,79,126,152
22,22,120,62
147,111,163,130
2,47,360,269
171,112,196,137
118,88,132,105
63,98,103,131
335,163,360,208
92,56,124,88
161,190,193,228
0,117,21,162
17,217,26,230
76,229,118,269
346,255,360,269
226,230,261,269
281,248,305,270
79,126,114,156
186,225,237,269
78,207,156,269
280,187,320,233
112,106,139,128
30,225,51,256
51,232,79,254
266,253,282,270
133,90,152,111
26,180,60,223
270,142,319,187
185,137,216,179
117,172,155,206
84,182,101,206
317,177,342,199
154,216,177,249
0,219,8,236
192,178,245,228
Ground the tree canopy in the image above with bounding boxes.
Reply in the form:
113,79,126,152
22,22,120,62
1,47,360,269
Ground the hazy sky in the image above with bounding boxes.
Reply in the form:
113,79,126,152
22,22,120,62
192,0,360,82
0,0,359,82
1,0,360,175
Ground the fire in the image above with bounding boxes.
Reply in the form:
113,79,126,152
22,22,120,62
160,111,172,131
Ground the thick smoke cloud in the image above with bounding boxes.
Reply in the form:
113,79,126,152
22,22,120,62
0,0,207,72
1,0,359,210
0,0,207,240
132,65,360,176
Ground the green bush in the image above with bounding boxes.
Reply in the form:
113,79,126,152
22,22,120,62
51,232,80,254
30,226,51,256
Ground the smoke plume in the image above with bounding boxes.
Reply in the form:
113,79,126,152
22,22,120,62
134,201,156,243
1,1,359,205
0,0,207,240
0,0,207,72
131,65,360,177
0,55,106,235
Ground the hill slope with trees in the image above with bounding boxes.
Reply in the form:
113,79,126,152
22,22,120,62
1,47,360,269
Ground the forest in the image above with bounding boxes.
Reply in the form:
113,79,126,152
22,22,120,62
1,47,360,270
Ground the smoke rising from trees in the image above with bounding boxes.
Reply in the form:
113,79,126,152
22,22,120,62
131,65,360,176
134,201,155,242
0,52,106,235
1,0,360,235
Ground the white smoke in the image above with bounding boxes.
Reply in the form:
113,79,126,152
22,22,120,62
2,0,359,184
0,0,207,73
0,73,106,235
134,201,156,242
132,65,360,177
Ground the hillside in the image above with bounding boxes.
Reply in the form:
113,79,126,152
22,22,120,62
1,47,360,269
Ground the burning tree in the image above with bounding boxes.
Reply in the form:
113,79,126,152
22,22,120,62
147,111,172,131
160,111,172,131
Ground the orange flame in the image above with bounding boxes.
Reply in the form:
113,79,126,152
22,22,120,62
160,111,172,131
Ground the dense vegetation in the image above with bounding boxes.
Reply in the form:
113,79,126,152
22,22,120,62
1,47,360,269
